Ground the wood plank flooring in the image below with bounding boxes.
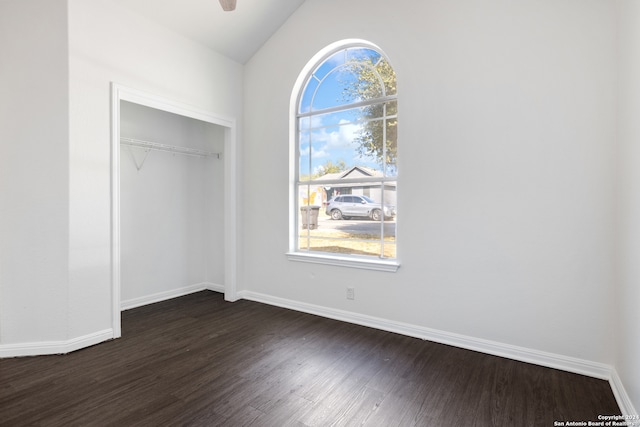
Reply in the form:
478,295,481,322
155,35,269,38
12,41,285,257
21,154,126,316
0,291,620,426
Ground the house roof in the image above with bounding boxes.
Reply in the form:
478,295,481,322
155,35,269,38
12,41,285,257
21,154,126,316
314,166,382,181
312,166,396,189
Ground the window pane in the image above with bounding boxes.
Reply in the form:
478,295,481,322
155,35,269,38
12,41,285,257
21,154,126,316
385,118,398,176
376,57,397,97
314,50,346,80
298,132,334,181
356,120,384,172
307,122,387,175
302,105,396,177
382,194,397,255
381,242,396,259
302,48,397,114
297,180,396,258
382,182,397,205
308,51,396,112
298,130,311,180
294,43,398,263
299,77,320,114
347,47,381,65
311,67,359,111
346,118,398,177
298,236,310,252
341,63,384,101
297,184,324,209
386,100,398,116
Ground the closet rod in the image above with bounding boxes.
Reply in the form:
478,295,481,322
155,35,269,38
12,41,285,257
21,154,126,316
120,137,221,159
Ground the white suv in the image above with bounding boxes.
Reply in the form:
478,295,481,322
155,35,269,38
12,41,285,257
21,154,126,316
325,195,396,221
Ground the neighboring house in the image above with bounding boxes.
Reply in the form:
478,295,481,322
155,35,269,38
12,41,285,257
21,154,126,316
312,166,397,207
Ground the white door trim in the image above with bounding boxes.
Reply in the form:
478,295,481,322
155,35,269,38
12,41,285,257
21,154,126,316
110,83,238,338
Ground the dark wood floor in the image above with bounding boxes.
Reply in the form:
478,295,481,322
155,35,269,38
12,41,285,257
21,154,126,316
0,291,620,426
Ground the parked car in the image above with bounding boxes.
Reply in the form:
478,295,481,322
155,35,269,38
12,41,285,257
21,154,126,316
325,195,396,221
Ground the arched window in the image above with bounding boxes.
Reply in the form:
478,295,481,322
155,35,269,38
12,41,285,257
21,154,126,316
289,40,399,271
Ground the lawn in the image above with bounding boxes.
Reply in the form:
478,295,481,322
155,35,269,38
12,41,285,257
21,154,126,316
298,229,396,258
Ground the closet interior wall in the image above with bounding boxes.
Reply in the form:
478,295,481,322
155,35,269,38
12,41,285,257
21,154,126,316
119,101,225,308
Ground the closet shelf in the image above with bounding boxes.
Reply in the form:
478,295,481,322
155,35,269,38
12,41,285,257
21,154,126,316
120,137,221,159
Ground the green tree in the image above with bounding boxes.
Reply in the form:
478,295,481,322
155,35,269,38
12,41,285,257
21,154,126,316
341,57,397,173
313,159,348,179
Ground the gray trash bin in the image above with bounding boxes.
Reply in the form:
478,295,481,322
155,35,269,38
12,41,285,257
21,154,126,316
300,206,320,229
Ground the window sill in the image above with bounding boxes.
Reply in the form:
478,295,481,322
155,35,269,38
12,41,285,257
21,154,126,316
286,252,400,272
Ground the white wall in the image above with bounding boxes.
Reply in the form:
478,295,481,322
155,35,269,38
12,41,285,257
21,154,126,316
66,0,243,340
67,0,243,339
616,0,640,414
0,1,632,410
0,0,70,344
243,0,617,366
0,0,242,352
119,101,225,304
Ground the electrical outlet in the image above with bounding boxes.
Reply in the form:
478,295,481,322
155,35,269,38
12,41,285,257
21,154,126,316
347,287,355,300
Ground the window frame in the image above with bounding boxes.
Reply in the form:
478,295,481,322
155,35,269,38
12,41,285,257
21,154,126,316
287,40,399,272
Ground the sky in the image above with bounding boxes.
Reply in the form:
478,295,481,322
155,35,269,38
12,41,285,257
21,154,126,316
297,47,393,178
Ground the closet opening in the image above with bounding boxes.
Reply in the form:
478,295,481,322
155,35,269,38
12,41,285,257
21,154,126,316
110,84,237,338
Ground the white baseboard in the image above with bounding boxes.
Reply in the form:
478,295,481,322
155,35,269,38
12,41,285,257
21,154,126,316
2,287,634,415
206,282,225,293
0,284,225,359
238,290,636,414
610,369,639,417
0,329,114,358
121,282,224,311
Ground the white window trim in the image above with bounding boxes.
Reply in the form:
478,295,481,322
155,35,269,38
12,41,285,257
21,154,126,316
288,39,400,272
286,252,400,272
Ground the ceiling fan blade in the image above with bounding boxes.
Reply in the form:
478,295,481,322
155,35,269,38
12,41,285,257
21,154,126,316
219,0,237,11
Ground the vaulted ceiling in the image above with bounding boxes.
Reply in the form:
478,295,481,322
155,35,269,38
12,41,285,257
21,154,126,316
110,0,307,64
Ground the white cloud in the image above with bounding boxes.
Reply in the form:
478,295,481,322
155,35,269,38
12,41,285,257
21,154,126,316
330,121,361,148
310,121,362,151
311,147,328,158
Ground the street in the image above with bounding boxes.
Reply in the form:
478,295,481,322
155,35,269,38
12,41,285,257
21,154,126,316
316,215,396,237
